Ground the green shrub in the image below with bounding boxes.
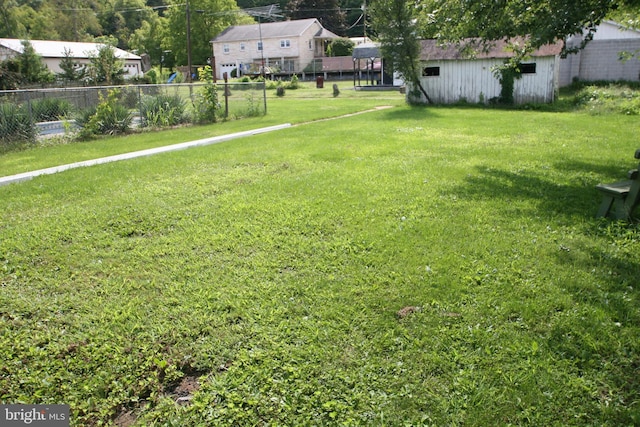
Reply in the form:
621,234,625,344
0,102,37,148
286,74,300,89
265,79,279,90
571,82,640,115
30,98,73,122
75,105,97,129
245,93,263,117
145,69,158,84
620,96,640,115
76,89,132,138
192,66,220,124
141,94,188,127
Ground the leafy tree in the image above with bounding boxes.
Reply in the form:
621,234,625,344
16,40,55,84
287,0,346,34
0,59,21,90
163,0,251,69
146,0,170,16
420,0,640,60
57,48,87,82
88,43,126,85
50,0,102,42
13,3,60,39
129,13,167,67
0,0,20,37
327,37,355,56
370,0,431,103
98,0,154,50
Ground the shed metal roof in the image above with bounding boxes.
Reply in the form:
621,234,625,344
212,18,339,43
420,39,563,60
0,38,141,60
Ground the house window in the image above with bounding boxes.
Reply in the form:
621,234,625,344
308,40,312,50
240,43,245,51
257,41,263,51
422,66,440,77
280,39,291,48
223,44,230,54
520,63,536,74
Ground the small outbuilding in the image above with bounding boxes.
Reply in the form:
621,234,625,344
412,39,563,104
0,38,143,79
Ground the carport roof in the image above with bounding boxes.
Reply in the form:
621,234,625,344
352,42,381,59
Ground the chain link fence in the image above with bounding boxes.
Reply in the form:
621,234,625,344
0,82,266,148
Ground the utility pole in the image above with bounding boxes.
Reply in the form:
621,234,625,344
244,5,283,115
362,0,367,41
186,0,193,82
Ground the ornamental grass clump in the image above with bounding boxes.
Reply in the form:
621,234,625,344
0,102,37,149
76,89,132,138
140,94,188,128
30,98,73,122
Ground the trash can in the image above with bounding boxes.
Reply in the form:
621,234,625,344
316,76,324,88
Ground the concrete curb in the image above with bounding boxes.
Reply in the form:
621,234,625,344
0,124,291,187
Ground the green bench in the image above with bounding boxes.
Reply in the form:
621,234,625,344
596,148,640,220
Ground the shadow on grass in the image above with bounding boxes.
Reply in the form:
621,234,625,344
449,156,639,219
378,104,443,121
450,157,640,300
451,161,640,399
449,164,600,221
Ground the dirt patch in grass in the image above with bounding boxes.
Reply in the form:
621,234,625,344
113,374,203,426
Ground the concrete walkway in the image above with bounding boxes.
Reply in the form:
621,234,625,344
0,124,291,187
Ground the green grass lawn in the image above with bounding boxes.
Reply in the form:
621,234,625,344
1,87,640,426
0,83,405,177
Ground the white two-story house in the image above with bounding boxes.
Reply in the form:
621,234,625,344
211,18,339,80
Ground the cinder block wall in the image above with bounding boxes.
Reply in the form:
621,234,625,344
559,39,640,86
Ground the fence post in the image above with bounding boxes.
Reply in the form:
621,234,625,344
26,90,33,124
223,72,229,118
137,85,143,128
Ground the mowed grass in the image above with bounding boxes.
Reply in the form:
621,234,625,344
1,95,640,426
0,83,404,177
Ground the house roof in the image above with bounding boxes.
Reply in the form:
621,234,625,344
212,18,339,43
0,39,141,60
419,39,563,61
